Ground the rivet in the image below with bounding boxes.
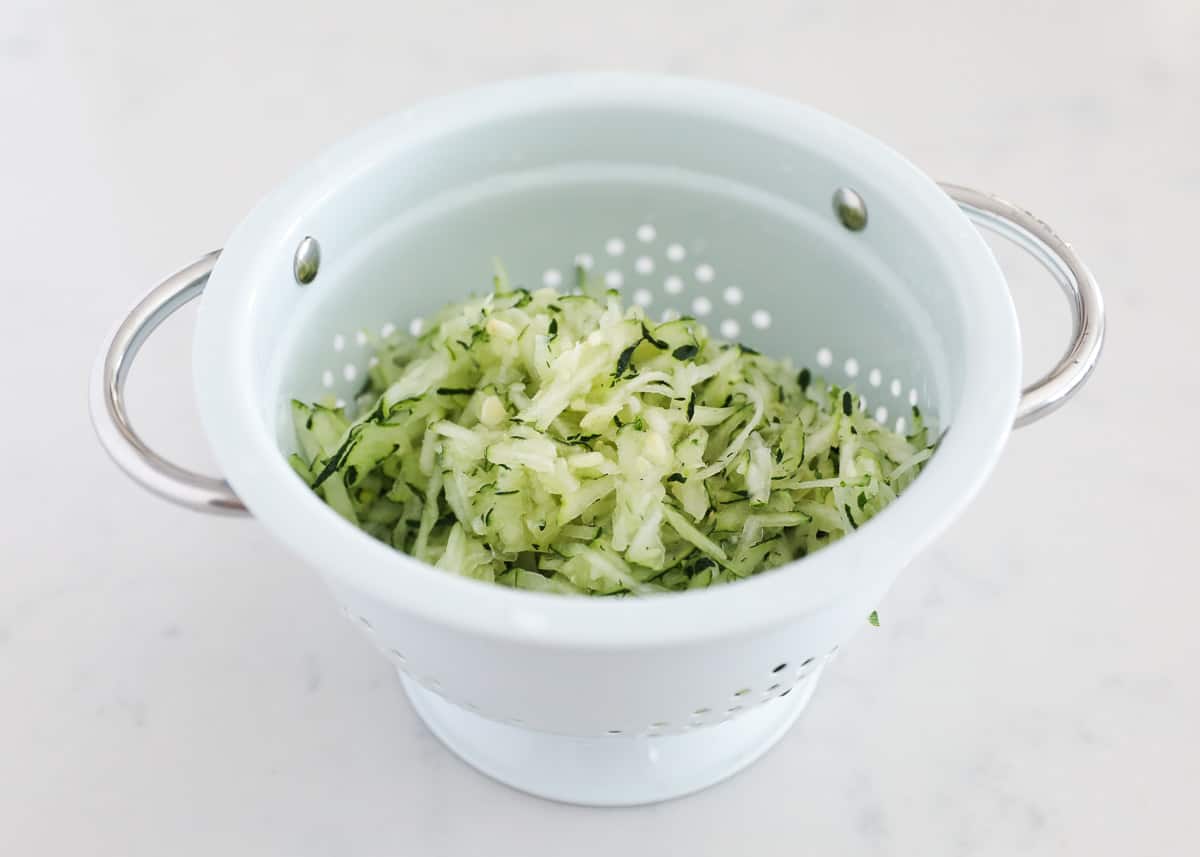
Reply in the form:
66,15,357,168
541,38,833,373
294,236,321,285
832,187,868,231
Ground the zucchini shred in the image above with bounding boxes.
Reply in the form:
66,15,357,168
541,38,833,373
289,271,934,596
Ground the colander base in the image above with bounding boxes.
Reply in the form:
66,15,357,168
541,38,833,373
399,669,821,806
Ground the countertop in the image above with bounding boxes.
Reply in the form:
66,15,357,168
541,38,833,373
3,1,1197,854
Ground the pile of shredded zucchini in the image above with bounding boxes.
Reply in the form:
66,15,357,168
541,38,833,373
289,272,934,595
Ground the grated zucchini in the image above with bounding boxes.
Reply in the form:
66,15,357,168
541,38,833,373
290,271,935,595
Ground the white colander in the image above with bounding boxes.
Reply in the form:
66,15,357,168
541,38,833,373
90,75,1104,806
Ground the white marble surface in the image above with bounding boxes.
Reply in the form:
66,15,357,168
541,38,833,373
3,1,1198,854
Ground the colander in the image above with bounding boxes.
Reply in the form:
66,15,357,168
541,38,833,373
89,74,1104,806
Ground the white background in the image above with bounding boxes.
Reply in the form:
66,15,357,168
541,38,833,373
3,1,1197,854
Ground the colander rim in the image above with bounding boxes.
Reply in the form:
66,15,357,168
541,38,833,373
193,72,1020,648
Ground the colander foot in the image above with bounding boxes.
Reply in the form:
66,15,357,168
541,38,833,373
399,670,821,806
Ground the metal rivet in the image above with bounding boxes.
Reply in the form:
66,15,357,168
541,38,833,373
832,187,868,231
294,236,321,285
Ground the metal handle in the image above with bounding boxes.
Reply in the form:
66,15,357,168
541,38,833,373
89,251,249,515
940,183,1105,427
